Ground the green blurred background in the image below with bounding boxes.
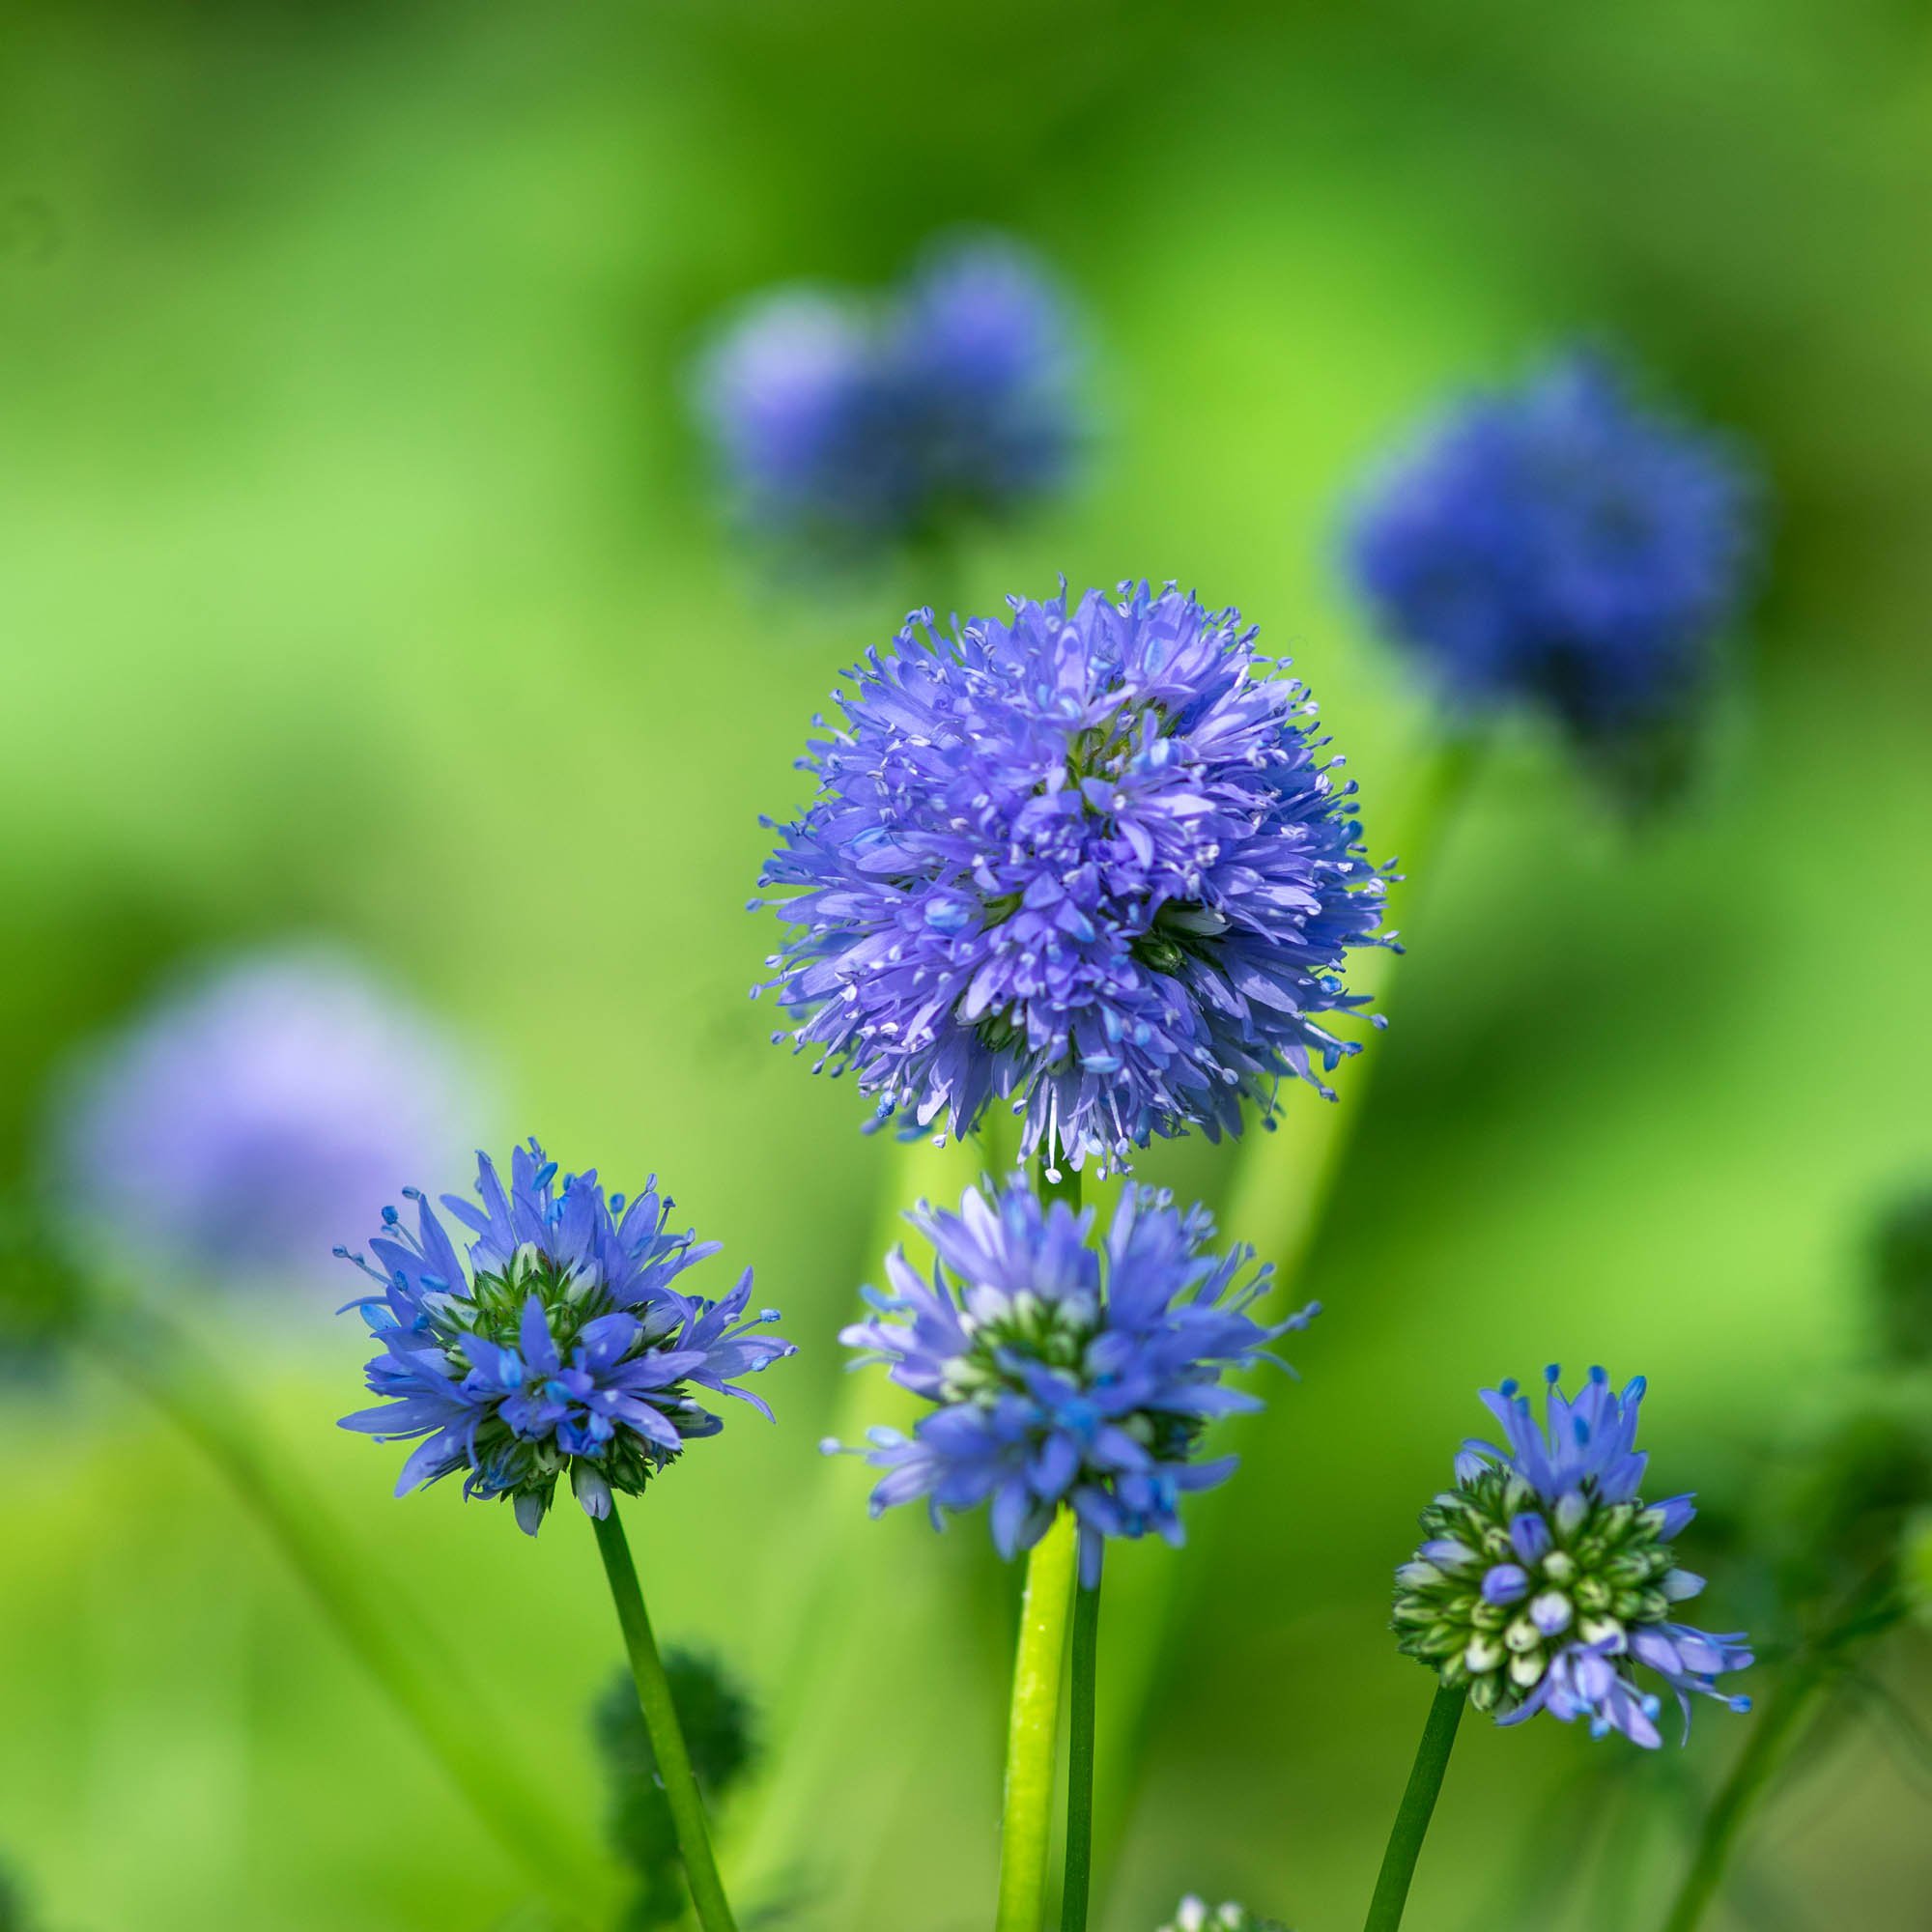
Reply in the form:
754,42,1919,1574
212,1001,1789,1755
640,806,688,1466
2,2,1929,1927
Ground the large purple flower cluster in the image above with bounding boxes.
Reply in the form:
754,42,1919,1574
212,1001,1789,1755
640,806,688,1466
758,582,1390,1171
339,1142,793,1534
834,1177,1315,1583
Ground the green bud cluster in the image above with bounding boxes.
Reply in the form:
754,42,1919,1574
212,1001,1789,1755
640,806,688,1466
1156,1898,1288,1932
1393,1466,1684,1718
938,1287,1097,1404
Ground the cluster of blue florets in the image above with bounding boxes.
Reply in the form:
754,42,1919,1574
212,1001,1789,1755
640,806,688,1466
1394,1367,1752,1747
338,1142,792,1533
759,581,1391,1171
831,1177,1314,1583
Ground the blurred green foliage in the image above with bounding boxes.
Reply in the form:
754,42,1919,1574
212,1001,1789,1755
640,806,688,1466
2,2,1930,1929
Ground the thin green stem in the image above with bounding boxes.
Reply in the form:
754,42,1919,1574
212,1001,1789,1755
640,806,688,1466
1364,1680,1466,1932
591,1504,738,1932
1659,1663,1829,1932
997,1506,1081,1932
98,1303,592,1904
1062,1561,1102,1932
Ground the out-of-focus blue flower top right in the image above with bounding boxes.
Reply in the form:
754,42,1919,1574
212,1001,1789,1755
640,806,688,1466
1347,353,1759,743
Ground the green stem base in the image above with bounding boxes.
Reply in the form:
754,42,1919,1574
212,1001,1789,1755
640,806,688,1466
592,1505,739,1932
997,1508,1080,1932
1364,1681,1466,1932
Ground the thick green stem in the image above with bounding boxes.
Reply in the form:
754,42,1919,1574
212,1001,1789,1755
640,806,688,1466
592,1505,739,1932
1364,1681,1466,1932
1062,1563,1102,1932
997,1507,1081,1932
1659,1664,1828,1932
99,1306,591,1904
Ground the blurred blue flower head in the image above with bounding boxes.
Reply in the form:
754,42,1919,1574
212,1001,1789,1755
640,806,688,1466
695,233,1082,553
831,1177,1315,1583
50,945,478,1292
339,1141,793,1534
1394,1366,1753,1747
1347,353,1756,741
758,582,1391,1173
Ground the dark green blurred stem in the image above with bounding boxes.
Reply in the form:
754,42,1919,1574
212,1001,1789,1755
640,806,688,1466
1363,1681,1466,1932
1062,1562,1102,1932
591,1505,738,1932
997,1505,1080,1932
96,1303,593,1907
1659,1663,1830,1932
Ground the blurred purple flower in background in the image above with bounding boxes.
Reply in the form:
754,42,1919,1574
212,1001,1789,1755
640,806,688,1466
1347,352,1757,744
695,233,1083,554
49,944,481,1292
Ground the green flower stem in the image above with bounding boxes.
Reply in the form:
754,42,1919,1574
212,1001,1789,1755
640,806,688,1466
997,1504,1081,1932
1658,1662,1829,1932
591,1503,739,1932
1363,1680,1467,1932
97,1302,595,1907
1062,1557,1102,1932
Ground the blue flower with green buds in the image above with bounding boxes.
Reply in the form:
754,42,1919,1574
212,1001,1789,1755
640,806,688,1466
831,1176,1314,1583
1395,1366,1752,1747
339,1142,793,1534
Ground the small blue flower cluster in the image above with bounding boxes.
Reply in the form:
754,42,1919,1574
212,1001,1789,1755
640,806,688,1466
1395,1366,1752,1746
831,1178,1314,1583
1348,353,1755,741
696,233,1081,554
339,1141,792,1533
759,582,1390,1171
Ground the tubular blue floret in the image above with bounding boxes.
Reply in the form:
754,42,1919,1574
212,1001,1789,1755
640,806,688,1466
830,1176,1315,1582
1396,1365,1753,1747
758,581,1392,1171
1347,351,1757,740
338,1141,794,1533
695,232,1081,552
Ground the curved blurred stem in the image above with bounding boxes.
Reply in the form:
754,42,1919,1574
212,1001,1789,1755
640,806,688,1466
1363,1681,1466,1932
1660,1662,1830,1932
998,1507,1081,1932
1088,731,1482,1902
97,1301,595,1908
592,1505,738,1932
1220,732,1479,1291
1062,1560,1102,1932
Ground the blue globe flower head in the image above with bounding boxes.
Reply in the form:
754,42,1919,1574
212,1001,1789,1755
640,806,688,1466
1347,352,1757,743
49,944,479,1293
1394,1366,1754,1748
339,1141,794,1535
695,232,1082,554
758,582,1392,1174
830,1177,1317,1583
